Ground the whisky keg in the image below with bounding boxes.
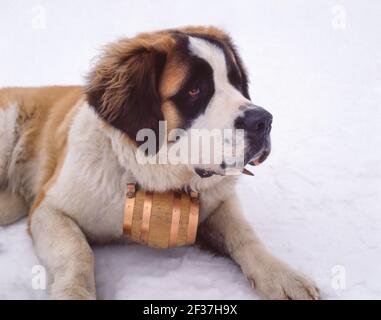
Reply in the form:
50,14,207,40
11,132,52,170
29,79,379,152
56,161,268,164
123,184,199,249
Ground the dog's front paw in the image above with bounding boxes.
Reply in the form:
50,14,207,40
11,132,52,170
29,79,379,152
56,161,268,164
50,282,96,300
246,257,320,300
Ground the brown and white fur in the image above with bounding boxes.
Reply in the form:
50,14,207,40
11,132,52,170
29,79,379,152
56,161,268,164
0,26,319,300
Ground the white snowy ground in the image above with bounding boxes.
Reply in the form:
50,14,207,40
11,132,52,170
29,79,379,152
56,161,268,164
0,0,380,299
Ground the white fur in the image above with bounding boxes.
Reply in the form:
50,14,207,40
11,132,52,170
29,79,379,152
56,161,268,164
203,194,320,300
31,201,96,299
182,37,251,174
41,104,236,244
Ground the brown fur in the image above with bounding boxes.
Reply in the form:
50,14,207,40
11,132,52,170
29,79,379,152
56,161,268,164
0,86,83,223
85,26,240,141
86,33,176,143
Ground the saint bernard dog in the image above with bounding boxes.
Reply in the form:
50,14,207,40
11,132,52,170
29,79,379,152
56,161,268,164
0,26,319,300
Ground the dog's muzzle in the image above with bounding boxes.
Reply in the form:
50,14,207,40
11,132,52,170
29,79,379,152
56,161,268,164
194,104,273,178
234,104,273,166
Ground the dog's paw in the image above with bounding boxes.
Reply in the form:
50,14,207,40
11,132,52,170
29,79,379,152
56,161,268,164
246,258,320,300
50,283,96,300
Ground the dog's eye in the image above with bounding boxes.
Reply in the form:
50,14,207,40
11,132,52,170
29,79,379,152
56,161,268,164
188,87,200,98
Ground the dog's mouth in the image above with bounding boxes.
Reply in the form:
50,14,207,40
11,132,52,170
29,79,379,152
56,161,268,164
248,149,271,167
194,167,222,178
194,148,271,178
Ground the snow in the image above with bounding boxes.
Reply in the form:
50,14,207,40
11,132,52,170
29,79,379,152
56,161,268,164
1,0,380,299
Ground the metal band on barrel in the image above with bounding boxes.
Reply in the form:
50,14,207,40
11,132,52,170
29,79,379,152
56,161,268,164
140,191,153,244
168,192,182,248
186,191,199,245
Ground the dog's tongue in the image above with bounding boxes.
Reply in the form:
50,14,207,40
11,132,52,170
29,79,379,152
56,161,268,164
243,152,268,175
249,150,270,166
250,159,262,166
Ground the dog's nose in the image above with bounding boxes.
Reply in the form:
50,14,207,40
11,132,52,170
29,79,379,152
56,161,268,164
235,106,273,134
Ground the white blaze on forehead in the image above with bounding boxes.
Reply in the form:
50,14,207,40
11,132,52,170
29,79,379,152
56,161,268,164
187,36,248,130
185,36,249,171
188,37,229,92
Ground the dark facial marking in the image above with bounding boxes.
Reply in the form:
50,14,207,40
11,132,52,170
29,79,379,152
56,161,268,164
169,35,215,129
176,32,250,100
228,44,250,99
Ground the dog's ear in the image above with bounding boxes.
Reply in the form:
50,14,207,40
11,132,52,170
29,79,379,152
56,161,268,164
86,34,175,145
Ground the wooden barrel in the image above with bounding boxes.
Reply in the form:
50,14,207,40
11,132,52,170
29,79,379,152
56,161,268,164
123,184,200,249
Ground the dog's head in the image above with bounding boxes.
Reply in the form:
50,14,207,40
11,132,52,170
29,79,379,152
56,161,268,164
86,26,272,178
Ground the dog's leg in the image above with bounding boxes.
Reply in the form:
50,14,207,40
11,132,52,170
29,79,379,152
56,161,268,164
198,194,320,300
31,202,96,300
0,190,28,225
